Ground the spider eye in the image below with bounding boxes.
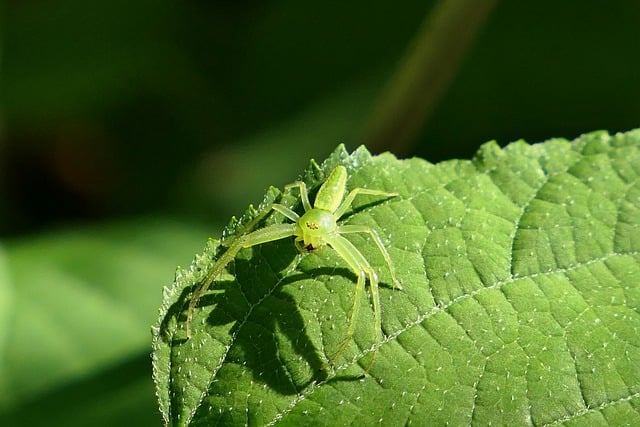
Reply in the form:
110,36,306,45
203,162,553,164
306,221,320,230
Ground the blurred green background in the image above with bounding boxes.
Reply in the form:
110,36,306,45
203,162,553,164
1,1,639,425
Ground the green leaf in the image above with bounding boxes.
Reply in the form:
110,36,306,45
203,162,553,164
0,218,209,416
153,129,640,426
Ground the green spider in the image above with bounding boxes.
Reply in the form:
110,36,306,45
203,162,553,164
186,165,402,368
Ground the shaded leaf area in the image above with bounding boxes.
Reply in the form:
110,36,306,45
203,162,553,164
154,130,640,426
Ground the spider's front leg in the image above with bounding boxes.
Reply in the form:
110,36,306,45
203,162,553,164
185,221,297,337
284,181,312,212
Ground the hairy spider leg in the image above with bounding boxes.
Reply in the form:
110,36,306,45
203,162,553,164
220,201,299,248
284,181,312,211
186,200,300,335
270,204,300,222
186,220,296,337
338,224,402,290
324,233,381,371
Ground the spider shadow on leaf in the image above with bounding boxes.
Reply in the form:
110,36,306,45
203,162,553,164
178,240,329,394
165,169,402,395
170,237,399,394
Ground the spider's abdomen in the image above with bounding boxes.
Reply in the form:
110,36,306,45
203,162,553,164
314,166,347,212
296,208,337,249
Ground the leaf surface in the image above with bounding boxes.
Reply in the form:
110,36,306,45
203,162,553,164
154,130,640,426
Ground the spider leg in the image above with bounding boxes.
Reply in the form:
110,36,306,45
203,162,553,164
186,223,296,337
293,236,307,254
338,224,402,290
325,234,381,373
333,188,398,219
284,181,312,211
222,201,298,246
270,204,300,222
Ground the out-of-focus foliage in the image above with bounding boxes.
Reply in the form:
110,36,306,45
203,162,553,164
2,1,639,234
1,0,639,425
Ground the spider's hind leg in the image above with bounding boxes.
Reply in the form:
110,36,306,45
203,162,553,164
325,234,382,373
337,224,402,290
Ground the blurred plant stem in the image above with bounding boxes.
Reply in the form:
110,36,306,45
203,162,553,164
361,0,497,155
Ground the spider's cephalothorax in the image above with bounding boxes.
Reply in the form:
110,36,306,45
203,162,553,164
296,209,338,251
185,165,402,372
